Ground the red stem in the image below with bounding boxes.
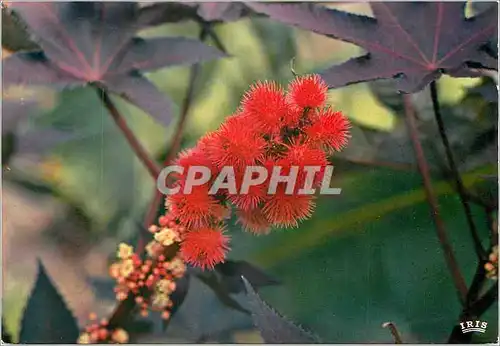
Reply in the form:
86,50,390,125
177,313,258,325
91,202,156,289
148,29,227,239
105,25,207,330
429,81,486,260
402,94,467,304
96,87,161,178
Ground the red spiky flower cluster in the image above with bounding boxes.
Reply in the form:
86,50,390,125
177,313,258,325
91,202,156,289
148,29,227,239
163,74,350,270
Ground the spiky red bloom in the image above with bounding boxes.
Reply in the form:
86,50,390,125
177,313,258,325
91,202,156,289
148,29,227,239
241,81,289,134
236,208,271,235
166,184,222,228
180,226,230,270
287,74,328,109
202,115,266,169
284,142,328,167
283,104,304,128
174,146,218,181
262,187,316,228
227,169,268,211
305,108,350,153
283,142,329,189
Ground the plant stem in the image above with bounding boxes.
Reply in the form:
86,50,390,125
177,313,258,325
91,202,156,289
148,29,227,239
429,81,486,260
137,27,206,253
99,22,213,334
96,87,161,178
202,21,227,54
403,95,467,304
382,322,403,344
485,207,497,247
448,282,498,343
446,209,497,342
137,62,201,252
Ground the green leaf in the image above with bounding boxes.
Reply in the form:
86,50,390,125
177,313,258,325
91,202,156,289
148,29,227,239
226,164,496,342
19,260,79,343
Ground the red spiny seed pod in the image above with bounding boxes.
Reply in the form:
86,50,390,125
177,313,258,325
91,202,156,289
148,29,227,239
286,74,328,109
241,81,289,134
175,146,219,179
113,75,349,273
236,208,271,235
180,226,230,270
227,169,268,211
304,108,351,153
167,183,222,228
202,114,267,169
262,188,316,228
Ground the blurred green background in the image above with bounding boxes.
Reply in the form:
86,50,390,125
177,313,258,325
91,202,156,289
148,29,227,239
2,2,498,343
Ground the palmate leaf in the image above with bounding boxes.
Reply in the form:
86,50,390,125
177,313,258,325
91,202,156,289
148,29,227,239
2,7,40,51
4,3,226,126
248,2,498,93
3,97,78,162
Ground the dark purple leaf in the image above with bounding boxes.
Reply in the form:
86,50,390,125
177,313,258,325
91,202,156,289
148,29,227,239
19,259,79,343
3,52,82,87
195,271,249,315
137,3,198,27
137,2,252,26
162,274,191,332
216,260,280,294
467,79,498,103
198,3,234,21
2,8,40,51
6,2,226,126
16,128,76,156
87,277,117,301
197,2,252,22
242,277,320,343
105,73,175,126
167,274,191,317
119,37,227,73
249,2,498,93
9,2,138,80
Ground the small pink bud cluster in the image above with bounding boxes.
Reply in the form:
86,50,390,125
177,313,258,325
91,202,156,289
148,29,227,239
77,315,128,344
108,225,186,319
485,245,498,280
